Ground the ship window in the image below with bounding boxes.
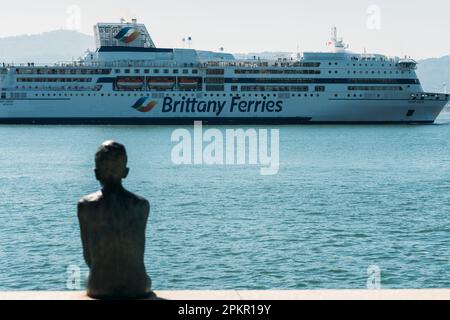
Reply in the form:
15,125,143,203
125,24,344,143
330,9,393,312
182,69,189,74
173,69,179,74
192,70,198,74
124,69,130,74
154,69,159,74
240,86,309,92
205,78,225,84
134,69,140,74
144,69,149,74
115,69,120,73
315,86,325,92
206,69,225,75
407,110,415,117
164,69,169,74
206,85,224,91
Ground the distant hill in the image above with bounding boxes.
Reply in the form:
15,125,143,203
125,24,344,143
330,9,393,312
0,30,449,92
0,30,93,64
416,56,450,92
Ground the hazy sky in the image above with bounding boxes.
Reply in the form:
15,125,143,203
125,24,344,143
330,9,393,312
1,0,449,58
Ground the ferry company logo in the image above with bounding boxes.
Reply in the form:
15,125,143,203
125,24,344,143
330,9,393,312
132,98,157,113
115,27,141,44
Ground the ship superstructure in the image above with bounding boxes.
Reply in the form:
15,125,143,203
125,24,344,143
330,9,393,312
0,20,448,124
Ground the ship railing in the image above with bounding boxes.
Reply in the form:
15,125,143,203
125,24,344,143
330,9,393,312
2,55,404,70
1,61,206,69
12,86,102,92
203,60,322,68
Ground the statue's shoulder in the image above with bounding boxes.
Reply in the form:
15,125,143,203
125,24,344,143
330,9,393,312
78,191,103,209
125,190,150,211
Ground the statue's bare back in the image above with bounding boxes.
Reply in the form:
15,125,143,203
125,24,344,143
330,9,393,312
78,141,152,299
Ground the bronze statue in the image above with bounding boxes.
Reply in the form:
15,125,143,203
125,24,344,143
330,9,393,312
78,141,152,299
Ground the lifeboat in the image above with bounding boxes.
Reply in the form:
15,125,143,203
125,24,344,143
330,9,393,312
178,77,200,88
116,77,145,90
148,77,176,89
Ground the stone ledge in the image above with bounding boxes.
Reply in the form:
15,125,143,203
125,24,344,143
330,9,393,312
0,290,450,300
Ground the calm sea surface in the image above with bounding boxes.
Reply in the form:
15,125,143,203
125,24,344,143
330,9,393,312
1,114,450,290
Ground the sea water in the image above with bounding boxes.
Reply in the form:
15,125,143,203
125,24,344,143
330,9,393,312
1,114,450,290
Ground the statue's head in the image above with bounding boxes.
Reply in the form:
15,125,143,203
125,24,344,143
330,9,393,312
95,140,129,185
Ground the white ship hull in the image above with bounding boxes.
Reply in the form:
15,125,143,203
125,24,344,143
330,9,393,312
0,92,446,124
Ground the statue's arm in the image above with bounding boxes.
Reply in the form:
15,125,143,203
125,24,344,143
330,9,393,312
140,199,150,245
77,201,91,268
143,199,150,224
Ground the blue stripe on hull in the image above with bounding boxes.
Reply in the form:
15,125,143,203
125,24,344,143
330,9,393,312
0,118,435,125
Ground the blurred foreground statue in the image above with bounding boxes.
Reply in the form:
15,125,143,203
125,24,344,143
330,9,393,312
78,141,152,299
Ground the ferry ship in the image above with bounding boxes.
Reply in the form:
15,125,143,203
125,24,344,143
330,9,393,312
0,19,448,124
